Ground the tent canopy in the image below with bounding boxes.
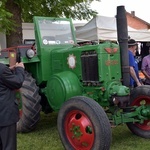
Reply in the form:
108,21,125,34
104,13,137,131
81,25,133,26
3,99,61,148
76,15,150,42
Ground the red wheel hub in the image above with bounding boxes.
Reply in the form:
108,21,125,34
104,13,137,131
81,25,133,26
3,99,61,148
18,100,22,117
131,96,150,130
65,110,94,150
15,90,23,117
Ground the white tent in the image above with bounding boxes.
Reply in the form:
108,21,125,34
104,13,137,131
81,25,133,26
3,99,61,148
76,15,150,42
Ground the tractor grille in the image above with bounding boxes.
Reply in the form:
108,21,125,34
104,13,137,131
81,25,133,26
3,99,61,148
81,51,99,84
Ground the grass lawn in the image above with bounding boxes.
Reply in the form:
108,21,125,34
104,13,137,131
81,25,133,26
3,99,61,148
17,112,150,150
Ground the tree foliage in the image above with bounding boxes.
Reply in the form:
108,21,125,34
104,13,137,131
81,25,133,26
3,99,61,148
0,0,14,32
1,0,100,47
20,0,100,22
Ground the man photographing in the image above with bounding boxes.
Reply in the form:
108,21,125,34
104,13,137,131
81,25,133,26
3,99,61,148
0,62,25,150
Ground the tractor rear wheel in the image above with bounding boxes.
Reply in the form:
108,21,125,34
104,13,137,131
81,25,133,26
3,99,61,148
126,85,150,138
17,71,41,133
57,96,112,150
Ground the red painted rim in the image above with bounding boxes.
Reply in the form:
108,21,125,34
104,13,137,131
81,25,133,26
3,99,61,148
16,90,23,117
18,99,23,117
131,95,150,130
19,109,23,117
65,110,94,150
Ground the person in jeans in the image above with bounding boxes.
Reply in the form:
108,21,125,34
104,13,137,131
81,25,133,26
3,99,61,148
141,48,150,85
0,62,25,150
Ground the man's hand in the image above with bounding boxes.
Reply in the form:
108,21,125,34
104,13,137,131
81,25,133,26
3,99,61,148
15,62,25,69
9,65,16,70
130,66,141,87
137,81,142,86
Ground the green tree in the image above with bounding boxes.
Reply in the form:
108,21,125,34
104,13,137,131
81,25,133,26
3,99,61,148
0,0,13,32
1,0,100,47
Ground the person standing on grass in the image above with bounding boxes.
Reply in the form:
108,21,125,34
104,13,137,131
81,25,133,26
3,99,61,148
141,47,150,85
0,62,25,150
128,39,142,88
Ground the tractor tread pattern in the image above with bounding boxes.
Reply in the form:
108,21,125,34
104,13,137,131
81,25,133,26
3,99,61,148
17,71,41,133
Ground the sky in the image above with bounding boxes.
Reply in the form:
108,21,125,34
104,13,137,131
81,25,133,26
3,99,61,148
90,0,150,23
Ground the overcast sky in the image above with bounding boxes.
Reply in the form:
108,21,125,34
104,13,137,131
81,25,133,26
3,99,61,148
90,0,150,23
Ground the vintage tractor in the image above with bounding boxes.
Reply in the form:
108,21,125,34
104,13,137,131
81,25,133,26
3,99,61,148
0,6,150,150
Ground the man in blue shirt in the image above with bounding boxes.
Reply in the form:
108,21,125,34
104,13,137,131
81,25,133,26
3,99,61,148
128,39,141,88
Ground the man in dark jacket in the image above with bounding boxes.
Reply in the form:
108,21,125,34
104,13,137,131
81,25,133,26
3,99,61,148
0,62,25,150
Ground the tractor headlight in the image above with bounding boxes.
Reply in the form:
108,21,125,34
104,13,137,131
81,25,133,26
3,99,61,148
26,49,35,59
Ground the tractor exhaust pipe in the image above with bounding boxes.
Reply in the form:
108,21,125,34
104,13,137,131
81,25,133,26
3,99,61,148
116,6,130,87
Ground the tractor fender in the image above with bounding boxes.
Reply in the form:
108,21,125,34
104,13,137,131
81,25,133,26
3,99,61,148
46,71,82,111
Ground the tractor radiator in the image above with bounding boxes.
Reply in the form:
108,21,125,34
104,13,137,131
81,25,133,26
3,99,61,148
81,51,99,83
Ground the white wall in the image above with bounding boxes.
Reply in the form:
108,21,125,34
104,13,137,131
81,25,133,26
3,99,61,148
0,32,6,49
22,23,35,41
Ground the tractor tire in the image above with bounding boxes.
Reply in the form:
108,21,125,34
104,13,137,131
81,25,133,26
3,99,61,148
17,71,41,133
126,85,150,138
57,96,112,150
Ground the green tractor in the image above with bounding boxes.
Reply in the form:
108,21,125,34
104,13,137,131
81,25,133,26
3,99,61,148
1,6,150,150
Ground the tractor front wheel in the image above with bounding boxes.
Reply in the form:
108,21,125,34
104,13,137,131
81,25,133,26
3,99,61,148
17,71,41,133
126,85,150,138
57,96,112,150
